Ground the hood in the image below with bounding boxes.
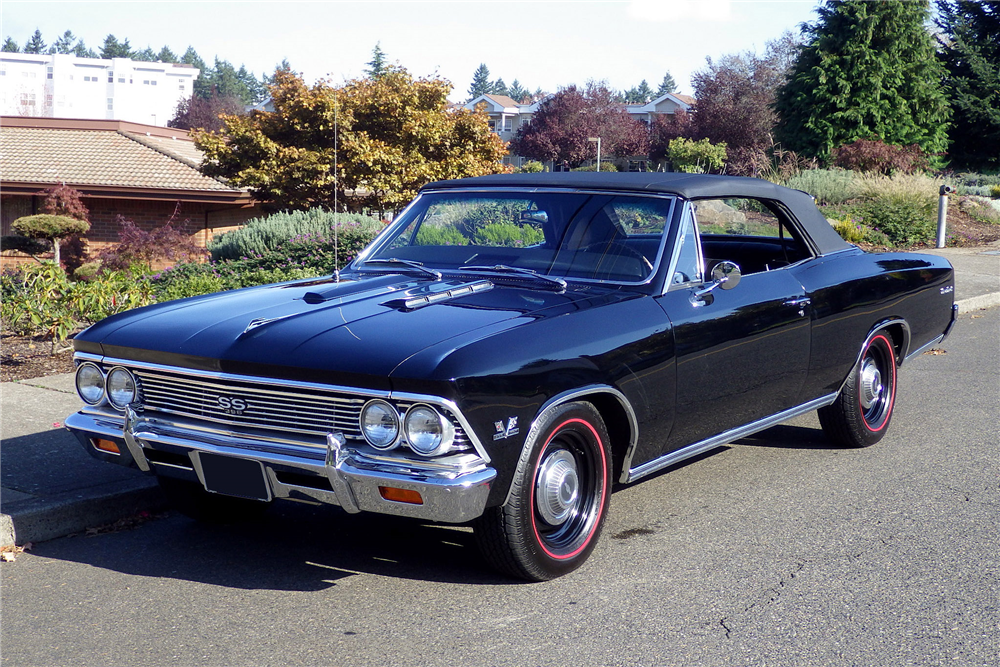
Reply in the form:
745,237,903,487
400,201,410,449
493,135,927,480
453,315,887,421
77,274,624,385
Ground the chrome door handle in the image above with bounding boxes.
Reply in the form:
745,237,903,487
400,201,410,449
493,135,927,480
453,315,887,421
783,297,811,307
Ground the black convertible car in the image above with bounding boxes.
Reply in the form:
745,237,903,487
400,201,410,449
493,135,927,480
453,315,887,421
66,173,957,580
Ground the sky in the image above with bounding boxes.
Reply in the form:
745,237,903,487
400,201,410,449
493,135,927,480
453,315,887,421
1,0,822,100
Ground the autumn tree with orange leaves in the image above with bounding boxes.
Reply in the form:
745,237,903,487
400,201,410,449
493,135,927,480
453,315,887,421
195,67,509,217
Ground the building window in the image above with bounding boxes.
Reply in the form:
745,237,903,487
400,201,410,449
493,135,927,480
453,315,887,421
118,77,125,83
503,118,513,132
107,98,114,110
47,66,53,79
108,71,114,83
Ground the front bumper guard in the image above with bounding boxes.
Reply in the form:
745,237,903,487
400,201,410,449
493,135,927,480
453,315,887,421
66,407,496,524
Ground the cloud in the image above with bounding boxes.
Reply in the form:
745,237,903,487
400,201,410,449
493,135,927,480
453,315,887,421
627,0,735,22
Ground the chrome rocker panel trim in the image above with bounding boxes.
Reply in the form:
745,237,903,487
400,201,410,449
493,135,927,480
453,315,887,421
625,393,838,483
65,409,496,524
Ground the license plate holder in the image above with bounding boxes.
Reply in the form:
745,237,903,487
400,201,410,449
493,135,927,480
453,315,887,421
198,452,271,501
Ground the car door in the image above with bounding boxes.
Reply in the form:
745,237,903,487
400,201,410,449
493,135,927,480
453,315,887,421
654,198,812,452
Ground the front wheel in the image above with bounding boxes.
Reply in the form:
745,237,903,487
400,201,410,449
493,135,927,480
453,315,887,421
474,402,612,581
818,332,897,448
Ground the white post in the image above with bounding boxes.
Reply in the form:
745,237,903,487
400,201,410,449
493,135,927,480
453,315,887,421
588,137,601,171
936,184,953,249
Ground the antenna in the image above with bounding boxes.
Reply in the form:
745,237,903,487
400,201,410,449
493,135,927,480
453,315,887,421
333,90,340,283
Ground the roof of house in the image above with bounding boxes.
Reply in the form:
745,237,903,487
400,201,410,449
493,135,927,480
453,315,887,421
484,94,522,109
0,117,250,203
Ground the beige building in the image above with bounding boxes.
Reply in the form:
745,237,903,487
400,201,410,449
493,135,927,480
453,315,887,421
0,52,199,126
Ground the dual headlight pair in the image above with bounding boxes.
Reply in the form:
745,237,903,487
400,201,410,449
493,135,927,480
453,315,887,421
361,400,456,457
75,362,137,410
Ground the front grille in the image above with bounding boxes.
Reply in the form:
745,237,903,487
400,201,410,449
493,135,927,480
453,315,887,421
130,367,471,449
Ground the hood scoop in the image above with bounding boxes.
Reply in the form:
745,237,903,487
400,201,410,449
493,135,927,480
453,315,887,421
385,280,493,311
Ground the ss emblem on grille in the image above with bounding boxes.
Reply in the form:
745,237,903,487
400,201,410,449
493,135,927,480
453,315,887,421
217,396,248,414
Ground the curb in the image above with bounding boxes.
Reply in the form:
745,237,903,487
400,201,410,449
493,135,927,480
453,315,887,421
956,292,1000,313
1,479,165,548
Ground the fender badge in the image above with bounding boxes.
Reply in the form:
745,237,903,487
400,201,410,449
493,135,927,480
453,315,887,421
493,416,520,441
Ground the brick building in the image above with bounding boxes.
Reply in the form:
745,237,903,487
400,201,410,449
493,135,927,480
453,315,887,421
0,116,260,268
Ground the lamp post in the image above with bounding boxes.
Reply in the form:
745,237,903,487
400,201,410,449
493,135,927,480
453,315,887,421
588,137,602,172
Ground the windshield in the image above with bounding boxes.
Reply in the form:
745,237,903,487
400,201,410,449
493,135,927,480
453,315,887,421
358,190,675,284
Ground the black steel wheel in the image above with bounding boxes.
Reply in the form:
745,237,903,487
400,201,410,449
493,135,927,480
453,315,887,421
157,475,270,524
474,401,612,581
819,332,897,448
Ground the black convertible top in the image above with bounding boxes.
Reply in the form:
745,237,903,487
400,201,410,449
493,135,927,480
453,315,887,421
423,172,850,255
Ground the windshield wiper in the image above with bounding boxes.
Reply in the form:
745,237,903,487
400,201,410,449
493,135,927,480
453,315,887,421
459,264,567,290
361,258,442,280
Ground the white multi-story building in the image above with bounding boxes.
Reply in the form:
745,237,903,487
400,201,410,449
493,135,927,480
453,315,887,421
0,52,199,126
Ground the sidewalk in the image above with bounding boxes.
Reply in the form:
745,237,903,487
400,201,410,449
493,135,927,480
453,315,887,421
2,245,998,548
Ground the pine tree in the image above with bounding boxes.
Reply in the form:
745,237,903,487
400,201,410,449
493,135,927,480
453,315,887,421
936,0,1000,169
468,64,492,99
73,41,97,58
364,42,389,79
50,30,76,54
508,79,529,103
626,80,654,104
2,37,18,53
134,46,157,62
656,72,677,97
492,78,508,97
157,46,179,63
24,29,46,54
774,0,950,159
100,34,133,59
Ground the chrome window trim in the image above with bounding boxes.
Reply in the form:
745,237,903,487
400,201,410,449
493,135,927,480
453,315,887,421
664,200,706,295
355,188,678,289
626,393,838,483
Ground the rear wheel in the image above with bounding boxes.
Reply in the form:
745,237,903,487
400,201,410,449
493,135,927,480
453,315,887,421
819,333,897,448
474,402,612,581
157,476,270,524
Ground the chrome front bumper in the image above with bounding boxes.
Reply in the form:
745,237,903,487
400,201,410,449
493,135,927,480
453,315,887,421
65,408,496,524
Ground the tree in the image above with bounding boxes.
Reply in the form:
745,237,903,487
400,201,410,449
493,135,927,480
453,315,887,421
468,63,493,99
774,0,950,160
691,32,798,152
648,108,695,162
24,29,46,54
364,42,389,79
492,78,508,96
625,80,654,104
157,45,179,63
100,34,133,59
50,30,77,54
510,82,650,166
936,0,1000,170
2,37,18,52
72,41,97,58
12,184,90,267
169,92,244,132
193,67,508,216
133,46,157,62
508,79,529,103
656,72,677,97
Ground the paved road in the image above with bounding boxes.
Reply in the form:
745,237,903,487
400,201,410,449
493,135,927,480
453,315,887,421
2,309,997,667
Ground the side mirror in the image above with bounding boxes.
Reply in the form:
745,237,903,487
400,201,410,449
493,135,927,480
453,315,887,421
711,260,742,290
691,260,742,306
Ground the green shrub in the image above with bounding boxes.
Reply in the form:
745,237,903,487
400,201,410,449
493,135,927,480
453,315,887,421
472,223,545,247
991,185,1000,199
414,224,469,246
785,169,862,205
209,209,382,261
668,138,727,173
571,163,619,172
830,217,890,246
517,161,544,173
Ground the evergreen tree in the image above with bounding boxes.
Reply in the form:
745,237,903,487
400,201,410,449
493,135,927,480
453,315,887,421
492,78,508,96
182,47,211,98
656,72,677,96
157,46,179,63
626,80,654,103
364,42,389,79
50,30,76,54
2,37,18,53
468,63,492,99
237,64,268,105
774,0,950,159
73,41,98,58
134,46,157,62
24,29,46,54
508,79,529,103
100,34,133,59
936,0,1000,169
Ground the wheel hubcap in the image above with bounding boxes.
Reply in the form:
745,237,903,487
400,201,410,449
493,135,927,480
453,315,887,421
535,449,580,526
860,357,883,410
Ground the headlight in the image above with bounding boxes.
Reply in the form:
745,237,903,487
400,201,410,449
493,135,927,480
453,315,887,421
360,399,400,450
75,363,105,405
106,367,137,409
404,405,455,457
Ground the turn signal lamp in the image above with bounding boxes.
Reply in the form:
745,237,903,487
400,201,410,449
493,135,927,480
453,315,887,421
379,486,424,505
93,438,121,454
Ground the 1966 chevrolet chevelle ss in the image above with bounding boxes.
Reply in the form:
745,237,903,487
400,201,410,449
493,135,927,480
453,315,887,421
67,173,957,580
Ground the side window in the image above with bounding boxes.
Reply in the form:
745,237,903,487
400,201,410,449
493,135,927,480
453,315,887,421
670,205,702,287
693,198,781,238
693,198,810,275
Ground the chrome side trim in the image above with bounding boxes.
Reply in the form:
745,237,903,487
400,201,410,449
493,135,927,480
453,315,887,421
904,333,946,363
626,393,837,483
528,385,639,487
